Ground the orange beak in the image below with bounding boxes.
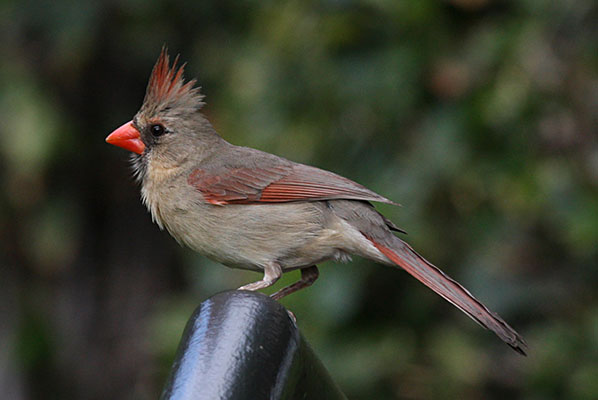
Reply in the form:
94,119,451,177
105,121,145,154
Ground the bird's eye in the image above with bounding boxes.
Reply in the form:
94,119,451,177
150,124,165,137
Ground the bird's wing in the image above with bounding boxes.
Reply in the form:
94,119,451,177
188,162,396,206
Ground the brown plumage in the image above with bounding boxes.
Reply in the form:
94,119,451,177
106,49,527,354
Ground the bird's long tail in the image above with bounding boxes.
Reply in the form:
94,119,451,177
367,235,527,354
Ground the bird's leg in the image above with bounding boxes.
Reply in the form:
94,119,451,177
271,265,319,300
238,262,282,291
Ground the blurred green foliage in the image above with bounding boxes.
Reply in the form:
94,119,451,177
1,0,596,399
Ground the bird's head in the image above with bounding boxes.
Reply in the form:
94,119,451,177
106,48,217,180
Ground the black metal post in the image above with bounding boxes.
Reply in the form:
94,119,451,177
160,290,347,400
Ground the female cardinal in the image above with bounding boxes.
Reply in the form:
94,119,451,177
106,49,526,354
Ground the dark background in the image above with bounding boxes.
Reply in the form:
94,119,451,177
1,1,597,399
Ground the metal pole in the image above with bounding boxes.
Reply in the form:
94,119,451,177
161,290,347,400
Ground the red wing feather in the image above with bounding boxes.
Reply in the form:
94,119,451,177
188,163,395,205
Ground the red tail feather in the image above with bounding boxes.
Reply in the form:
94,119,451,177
368,237,527,354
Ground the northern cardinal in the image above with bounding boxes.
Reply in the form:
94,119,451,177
106,49,526,354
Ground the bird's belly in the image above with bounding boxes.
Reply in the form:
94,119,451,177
161,201,343,271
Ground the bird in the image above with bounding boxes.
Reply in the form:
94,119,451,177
106,49,526,354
